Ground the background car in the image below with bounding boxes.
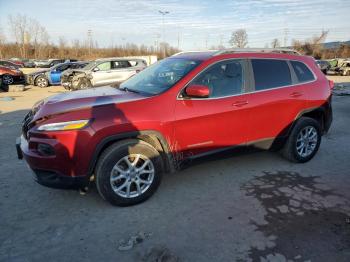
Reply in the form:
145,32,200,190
21,59,36,68
36,59,78,68
0,60,23,69
316,60,331,74
0,66,25,85
26,61,88,87
8,58,25,67
61,58,147,90
335,60,350,76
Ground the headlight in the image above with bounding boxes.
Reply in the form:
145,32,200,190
37,120,90,131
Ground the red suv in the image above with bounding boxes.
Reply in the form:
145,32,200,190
16,49,333,206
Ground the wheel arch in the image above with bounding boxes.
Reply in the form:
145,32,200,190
270,105,330,151
87,130,175,177
34,73,48,83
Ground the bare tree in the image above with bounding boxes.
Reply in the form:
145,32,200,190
229,29,248,48
271,38,281,48
8,14,28,57
8,14,50,58
0,26,6,58
292,30,329,59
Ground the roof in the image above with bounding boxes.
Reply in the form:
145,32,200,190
171,48,300,60
95,57,146,62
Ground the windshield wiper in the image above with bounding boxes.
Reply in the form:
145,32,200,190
119,87,140,94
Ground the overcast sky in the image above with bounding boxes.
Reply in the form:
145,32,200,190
0,0,349,50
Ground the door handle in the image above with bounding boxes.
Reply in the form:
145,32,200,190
289,92,303,98
232,101,248,107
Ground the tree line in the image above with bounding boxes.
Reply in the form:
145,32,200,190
225,29,350,59
0,14,179,60
0,15,349,61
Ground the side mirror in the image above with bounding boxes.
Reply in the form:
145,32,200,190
185,84,210,98
93,67,99,72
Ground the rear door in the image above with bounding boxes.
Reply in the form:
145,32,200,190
246,58,308,146
173,59,251,157
110,60,135,83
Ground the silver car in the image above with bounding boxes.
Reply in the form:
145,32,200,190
61,58,147,90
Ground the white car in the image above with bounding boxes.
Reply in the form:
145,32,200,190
61,58,147,90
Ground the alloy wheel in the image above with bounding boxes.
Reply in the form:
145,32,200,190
110,154,155,198
37,77,48,87
296,126,318,158
3,75,14,85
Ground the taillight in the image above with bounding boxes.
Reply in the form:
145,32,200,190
328,80,334,90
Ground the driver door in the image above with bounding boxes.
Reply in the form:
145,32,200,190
173,59,251,157
92,61,113,86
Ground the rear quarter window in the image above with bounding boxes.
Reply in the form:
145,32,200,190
291,61,315,83
252,59,292,90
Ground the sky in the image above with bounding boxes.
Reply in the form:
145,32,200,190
0,0,349,50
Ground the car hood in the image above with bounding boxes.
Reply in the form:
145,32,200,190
29,69,49,75
33,86,147,121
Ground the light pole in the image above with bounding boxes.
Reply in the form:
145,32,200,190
158,10,169,57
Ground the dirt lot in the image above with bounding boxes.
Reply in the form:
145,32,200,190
1,77,350,261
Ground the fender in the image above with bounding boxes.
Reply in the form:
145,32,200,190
87,130,175,176
270,98,332,151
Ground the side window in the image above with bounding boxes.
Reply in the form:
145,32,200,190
291,61,315,83
56,64,69,71
113,61,131,69
252,59,292,90
192,60,244,98
96,62,111,71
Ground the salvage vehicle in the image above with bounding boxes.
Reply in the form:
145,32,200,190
27,62,88,87
61,58,147,90
316,60,331,74
0,60,23,69
21,59,36,68
0,66,25,85
33,60,49,68
334,60,350,76
16,48,333,206
9,58,25,67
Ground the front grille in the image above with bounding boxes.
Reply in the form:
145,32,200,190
22,111,34,140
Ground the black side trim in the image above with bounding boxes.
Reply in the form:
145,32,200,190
32,169,89,189
87,130,174,176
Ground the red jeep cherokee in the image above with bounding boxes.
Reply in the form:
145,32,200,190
16,49,333,206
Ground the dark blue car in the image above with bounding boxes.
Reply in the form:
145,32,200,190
27,62,88,87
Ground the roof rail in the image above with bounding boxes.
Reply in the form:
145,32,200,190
171,50,218,57
214,48,301,56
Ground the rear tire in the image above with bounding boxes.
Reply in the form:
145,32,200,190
95,139,163,206
281,117,321,163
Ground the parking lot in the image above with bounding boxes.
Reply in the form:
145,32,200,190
1,77,350,261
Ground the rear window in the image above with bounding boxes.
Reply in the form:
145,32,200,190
291,61,315,83
252,59,292,90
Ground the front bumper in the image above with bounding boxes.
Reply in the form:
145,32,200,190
16,134,90,189
12,75,25,84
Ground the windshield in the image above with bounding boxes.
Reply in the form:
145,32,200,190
84,61,99,70
120,58,201,95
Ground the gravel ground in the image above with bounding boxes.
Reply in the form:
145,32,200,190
0,78,350,261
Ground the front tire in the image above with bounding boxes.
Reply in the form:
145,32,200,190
95,139,163,206
76,78,92,90
2,74,14,85
281,117,321,163
35,75,49,87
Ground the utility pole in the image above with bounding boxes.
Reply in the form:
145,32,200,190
158,10,169,57
87,29,93,56
284,28,289,47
